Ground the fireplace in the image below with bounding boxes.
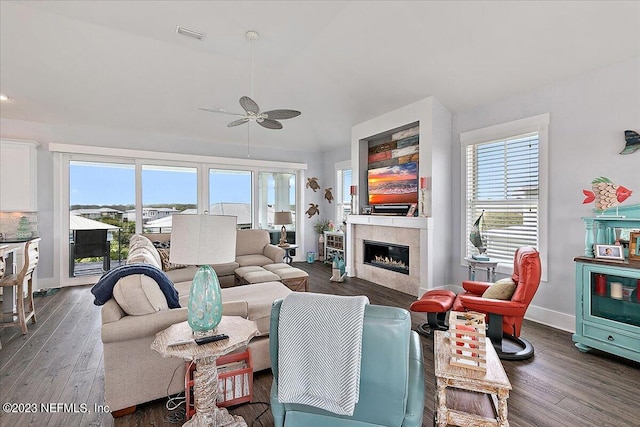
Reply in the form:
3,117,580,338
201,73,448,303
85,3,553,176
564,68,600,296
363,240,409,275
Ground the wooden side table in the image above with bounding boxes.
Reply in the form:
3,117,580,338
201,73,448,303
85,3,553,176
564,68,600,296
152,317,259,427
434,330,511,427
464,257,498,282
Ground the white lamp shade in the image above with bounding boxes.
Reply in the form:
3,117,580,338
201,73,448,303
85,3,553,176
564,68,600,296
169,214,237,265
273,211,293,225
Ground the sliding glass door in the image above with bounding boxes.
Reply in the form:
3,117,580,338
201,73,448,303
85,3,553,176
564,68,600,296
68,161,134,277
141,164,198,233
209,169,252,229
62,152,302,283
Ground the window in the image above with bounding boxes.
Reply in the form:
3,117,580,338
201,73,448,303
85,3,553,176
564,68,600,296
335,160,352,223
257,172,296,245
53,143,306,285
142,164,197,233
461,114,548,278
209,169,252,229
69,161,134,277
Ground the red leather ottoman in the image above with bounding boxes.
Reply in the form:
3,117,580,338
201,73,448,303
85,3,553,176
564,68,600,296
410,289,456,336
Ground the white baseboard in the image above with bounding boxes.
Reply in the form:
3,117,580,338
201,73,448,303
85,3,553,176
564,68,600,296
525,304,575,333
35,277,63,290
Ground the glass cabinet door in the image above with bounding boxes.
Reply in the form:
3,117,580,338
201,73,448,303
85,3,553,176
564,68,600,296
586,269,640,328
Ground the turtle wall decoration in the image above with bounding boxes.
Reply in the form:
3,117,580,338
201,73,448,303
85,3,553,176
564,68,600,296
306,203,320,218
306,177,320,192
324,188,333,204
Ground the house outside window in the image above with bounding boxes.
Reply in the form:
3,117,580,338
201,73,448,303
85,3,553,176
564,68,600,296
461,113,548,279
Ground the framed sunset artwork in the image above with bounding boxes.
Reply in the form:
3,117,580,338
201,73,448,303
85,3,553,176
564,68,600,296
367,162,418,205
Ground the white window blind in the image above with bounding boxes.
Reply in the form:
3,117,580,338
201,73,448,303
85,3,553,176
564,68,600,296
465,132,539,263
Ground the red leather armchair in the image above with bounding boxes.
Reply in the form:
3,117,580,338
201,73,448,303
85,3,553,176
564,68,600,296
452,247,542,360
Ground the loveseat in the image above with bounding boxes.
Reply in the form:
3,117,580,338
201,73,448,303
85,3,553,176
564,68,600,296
100,232,292,414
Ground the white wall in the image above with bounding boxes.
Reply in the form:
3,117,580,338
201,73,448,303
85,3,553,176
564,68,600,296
322,143,351,223
0,117,325,287
450,56,640,332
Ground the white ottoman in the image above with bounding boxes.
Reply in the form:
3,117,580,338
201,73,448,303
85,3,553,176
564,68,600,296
263,263,309,292
234,266,280,285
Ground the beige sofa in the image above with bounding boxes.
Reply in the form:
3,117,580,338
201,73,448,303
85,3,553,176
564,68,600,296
101,232,292,413
142,229,285,288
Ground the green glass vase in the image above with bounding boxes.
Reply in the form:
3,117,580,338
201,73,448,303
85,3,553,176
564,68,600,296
187,265,223,338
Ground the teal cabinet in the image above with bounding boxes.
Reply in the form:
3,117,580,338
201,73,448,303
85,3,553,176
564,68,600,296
573,259,640,362
573,203,640,362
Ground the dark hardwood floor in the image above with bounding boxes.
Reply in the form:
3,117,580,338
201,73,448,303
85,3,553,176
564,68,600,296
1,261,639,426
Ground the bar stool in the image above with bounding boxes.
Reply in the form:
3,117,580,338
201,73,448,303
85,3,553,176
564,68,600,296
0,239,41,334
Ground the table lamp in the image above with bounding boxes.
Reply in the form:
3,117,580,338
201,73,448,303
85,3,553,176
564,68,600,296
273,211,293,247
170,214,237,338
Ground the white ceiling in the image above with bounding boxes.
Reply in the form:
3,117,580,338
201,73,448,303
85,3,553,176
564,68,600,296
1,1,638,153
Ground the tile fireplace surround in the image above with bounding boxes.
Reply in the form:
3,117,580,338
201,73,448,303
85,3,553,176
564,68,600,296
346,215,432,297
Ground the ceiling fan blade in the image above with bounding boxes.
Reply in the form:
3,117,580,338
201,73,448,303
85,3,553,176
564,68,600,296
227,118,250,127
239,96,260,114
199,107,244,116
258,119,283,130
263,109,301,120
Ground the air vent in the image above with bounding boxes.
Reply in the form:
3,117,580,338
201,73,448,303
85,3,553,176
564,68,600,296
176,26,205,41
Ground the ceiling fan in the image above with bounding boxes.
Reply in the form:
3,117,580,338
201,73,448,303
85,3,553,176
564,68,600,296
199,31,301,130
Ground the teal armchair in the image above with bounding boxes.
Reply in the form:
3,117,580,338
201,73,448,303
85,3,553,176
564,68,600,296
270,299,425,427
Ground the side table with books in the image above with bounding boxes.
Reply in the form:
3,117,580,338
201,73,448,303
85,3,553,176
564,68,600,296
151,317,258,427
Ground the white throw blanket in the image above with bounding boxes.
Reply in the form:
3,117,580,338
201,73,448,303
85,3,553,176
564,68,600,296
277,292,369,416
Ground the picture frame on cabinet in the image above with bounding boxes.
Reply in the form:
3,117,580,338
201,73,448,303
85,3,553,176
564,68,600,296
629,231,640,261
594,244,625,261
406,203,417,217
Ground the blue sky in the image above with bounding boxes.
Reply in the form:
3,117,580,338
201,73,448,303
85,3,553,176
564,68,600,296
70,163,252,206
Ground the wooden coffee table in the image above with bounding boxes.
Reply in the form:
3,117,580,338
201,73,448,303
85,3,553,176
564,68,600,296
434,330,512,427
152,317,258,427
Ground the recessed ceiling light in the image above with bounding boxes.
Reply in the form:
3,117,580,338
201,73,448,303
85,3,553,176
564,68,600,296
0,94,10,102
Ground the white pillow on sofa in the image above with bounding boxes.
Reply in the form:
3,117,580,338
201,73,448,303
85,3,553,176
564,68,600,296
113,274,169,316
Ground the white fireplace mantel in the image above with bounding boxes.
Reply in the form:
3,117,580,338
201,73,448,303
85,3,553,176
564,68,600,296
346,215,433,296
347,215,430,229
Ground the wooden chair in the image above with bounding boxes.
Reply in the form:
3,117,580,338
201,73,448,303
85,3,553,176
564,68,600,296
0,238,41,334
